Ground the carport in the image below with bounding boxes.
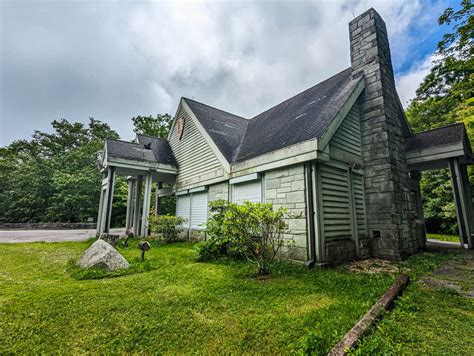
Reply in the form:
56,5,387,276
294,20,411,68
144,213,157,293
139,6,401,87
406,123,473,249
97,135,178,237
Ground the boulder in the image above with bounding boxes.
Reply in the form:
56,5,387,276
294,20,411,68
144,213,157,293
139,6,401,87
77,239,130,271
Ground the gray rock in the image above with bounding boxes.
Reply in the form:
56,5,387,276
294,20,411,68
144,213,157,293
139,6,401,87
77,239,130,271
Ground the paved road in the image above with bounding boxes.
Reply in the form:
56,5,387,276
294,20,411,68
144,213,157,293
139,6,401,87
0,228,125,243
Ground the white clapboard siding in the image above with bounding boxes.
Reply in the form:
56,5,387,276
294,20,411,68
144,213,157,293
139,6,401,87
233,180,262,203
320,164,352,239
190,192,208,229
352,173,367,237
176,195,191,228
329,104,362,157
169,106,224,187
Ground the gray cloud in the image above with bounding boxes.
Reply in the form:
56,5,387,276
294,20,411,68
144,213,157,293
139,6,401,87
1,0,443,146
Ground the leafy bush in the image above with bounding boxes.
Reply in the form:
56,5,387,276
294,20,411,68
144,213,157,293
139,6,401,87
148,215,186,242
196,200,290,275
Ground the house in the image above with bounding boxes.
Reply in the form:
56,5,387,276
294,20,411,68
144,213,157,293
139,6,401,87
98,8,474,265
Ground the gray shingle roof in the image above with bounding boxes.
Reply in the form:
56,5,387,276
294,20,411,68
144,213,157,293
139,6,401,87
237,67,360,161
183,98,248,163
183,67,363,163
135,134,178,166
107,136,177,167
405,123,470,153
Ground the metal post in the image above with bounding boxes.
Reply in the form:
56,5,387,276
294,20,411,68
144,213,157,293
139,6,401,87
141,172,153,237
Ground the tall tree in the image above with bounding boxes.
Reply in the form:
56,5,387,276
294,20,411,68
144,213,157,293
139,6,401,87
0,118,119,223
132,114,172,138
406,0,473,234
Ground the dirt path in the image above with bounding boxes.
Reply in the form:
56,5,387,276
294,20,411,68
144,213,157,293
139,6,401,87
421,241,474,298
0,228,125,243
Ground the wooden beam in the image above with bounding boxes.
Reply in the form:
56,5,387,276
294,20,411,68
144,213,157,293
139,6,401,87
329,274,410,355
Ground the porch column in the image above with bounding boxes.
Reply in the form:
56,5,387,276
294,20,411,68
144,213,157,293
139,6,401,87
133,175,143,235
141,171,153,237
449,158,473,248
99,166,116,235
96,172,107,237
155,182,162,216
125,177,135,231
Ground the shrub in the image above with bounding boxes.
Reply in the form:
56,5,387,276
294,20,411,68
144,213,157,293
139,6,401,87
148,215,186,242
195,200,231,261
223,202,289,276
196,200,290,275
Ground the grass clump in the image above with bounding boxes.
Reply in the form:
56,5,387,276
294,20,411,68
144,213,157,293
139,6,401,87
427,233,460,243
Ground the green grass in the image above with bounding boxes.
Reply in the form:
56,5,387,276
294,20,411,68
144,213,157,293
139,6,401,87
0,240,461,354
427,233,461,243
352,252,474,355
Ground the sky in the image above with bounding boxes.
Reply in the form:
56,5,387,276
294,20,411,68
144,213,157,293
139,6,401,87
0,0,458,146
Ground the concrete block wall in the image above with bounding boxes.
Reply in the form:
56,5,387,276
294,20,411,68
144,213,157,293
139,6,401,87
264,164,308,262
349,8,418,260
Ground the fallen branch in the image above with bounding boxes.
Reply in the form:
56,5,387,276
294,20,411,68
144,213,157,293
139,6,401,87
328,274,410,356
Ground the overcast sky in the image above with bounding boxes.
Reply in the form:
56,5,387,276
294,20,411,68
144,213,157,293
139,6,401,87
0,0,457,146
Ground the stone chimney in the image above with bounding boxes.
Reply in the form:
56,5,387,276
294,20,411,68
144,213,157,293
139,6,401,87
349,8,418,260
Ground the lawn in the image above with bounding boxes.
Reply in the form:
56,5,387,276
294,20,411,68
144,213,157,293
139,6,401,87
354,252,474,355
427,233,461,243
0,239,462,354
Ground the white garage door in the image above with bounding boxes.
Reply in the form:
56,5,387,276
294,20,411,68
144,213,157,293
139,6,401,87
233,180,262,204
176,194,190,228
190,191,208,229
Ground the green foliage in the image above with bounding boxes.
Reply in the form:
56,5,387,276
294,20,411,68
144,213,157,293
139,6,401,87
406,1,473,234
148,214,185,241
0,118,119,223
196,200,290,275
132,114,172,138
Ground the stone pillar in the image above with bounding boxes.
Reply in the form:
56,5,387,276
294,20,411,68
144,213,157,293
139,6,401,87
133,175,143,236
349,8,417,260
141,172,153,237
125,177,135,231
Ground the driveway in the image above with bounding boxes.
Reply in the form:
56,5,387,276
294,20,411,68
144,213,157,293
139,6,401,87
0,228,125,243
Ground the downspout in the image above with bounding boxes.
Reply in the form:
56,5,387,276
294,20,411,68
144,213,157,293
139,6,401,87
304,162,316,268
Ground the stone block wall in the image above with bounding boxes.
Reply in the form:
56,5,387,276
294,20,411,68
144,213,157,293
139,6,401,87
264,164,308,262
207,181,229,205
349,8,418,260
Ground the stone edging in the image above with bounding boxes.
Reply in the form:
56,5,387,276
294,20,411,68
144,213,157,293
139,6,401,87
328,274,410,355
0,223,97,230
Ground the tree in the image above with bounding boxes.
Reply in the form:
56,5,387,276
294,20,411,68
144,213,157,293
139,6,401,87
0,118,120,224
406,0,473,234
132,114,173,138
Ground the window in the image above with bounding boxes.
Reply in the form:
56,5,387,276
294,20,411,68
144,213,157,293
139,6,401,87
176,190,208,230
232,180,262,204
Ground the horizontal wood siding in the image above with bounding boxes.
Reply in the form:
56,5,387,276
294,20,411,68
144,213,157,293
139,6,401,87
320,164,352,240
169,106,224,188
352,172,367,237
329,105,361,157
